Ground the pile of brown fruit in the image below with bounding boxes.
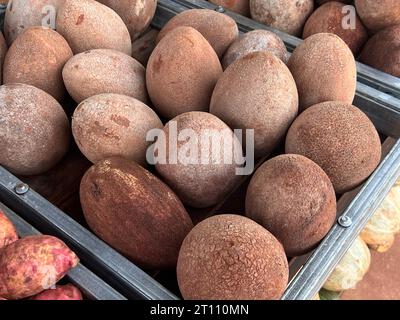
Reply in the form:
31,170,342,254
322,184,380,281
0,0,384,300
210,0,400,77
0,210,81,300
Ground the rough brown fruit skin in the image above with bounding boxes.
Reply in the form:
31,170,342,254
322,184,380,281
3,26,72,101
209,0,250,16
0,210,18,249
245,154,337,257
285,101,382,194
0,83,70,176
97,0,157,41
0,32,7,84
211,51,298,158
288,33,356,111
156,9,239,58
30,284,83,300
155,112,243,208
303,2,368,55
359,25,400,78
4,0,65,45
177,214,289,300
222,29,288,69
317,0,350,4
250,0,314,36
56,0,132,55
62,49,147,103
72,93,163,165
355,0,400,33
80,157,194,269
147,27,222,119
0,235,79,300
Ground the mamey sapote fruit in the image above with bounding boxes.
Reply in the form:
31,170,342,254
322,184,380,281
3,26,73,101
303,2,368,55
177,214,289,300
0,83,70,176
0,235,79,300
285,101,381,194
156,9,239,58
154,112,243,208
80,157,193,269
211,51,298,158
72,93,162,165
222,29,288,69
288,33,356,110
359,25,400,78
147,27,222,119
246,154,337,256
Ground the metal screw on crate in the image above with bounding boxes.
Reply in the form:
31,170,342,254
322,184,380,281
14,183,29,195
215,6,225,13
338,215,352,228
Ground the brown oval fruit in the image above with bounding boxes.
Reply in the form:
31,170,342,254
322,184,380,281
177,214,289,300
209,0,250,16
245,154,337,257
303,2,368,55
359,25,400,78
56,0,131,54
0,32,7,84
0,210,18,249
0,235,79,300
80,157,194,269
250,0,314,36
0,83,70,176
222,29,288,69
147,27,222,119
211,51,298,158
30,284,83,300
285,101,381,194
72,93,163,165
156,9,239,58
62,49,147,103
155,112,242,208
97,0,157,41
3,27,72,101
355,0,400,33
288,33,356,110
4,0,64,45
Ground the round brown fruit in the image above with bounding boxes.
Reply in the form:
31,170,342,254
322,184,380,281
72,93,162,165
80,157,193,269
222,29,288,69
177,214,289,300
250,0,314,36
303,2,368,55
211,51,298,158
245,154,337,257
4,0,64,45
62,49,147,103
0,83,70,176
355,0,400,33
155,111,242,208
359,25,400,78
97,0,157,41
288,33,356,111
3,26,72,101
56,0,131,54
147,27,222,119
156,9,239,58
285,101,381,194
